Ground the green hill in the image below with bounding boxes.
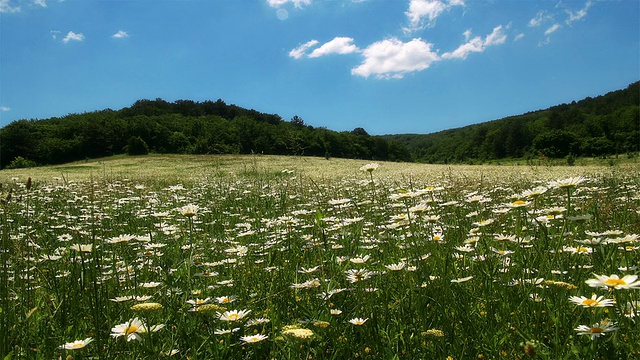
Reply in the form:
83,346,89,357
382,81,639,164
0,98,411,169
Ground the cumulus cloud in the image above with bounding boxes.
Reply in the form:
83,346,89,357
442,25,506,60
267,0,311,8
544,23,560,36
566,1,592,25
404,0,464,32
33,0,46,7
351,38,439,79
0,0,20,13
112,30,128,38
308,37,359,58
0,106,10,111
514,33,525,41
62,31,84,43
289,40,319,59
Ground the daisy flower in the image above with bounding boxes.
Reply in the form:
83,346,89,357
111,317,164,342
569,294,616,307
217,309,252,322
574,321,618,340
240,334,268,344
348,317,368,325
59,337,93,350
585,274,640,290
360,163,379,172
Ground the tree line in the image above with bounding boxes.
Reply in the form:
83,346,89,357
0,98,412,169
383,81,639,164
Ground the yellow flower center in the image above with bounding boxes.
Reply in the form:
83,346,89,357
589,327,604,334
582,299,598,306
125,325,139,334
512,200,526,206
577,247,589,253
71,343,84,349
605,278,626,286
228,314,238,321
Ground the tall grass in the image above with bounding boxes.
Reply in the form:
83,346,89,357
0,156,638,359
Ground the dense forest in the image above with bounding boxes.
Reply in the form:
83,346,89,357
1,81,638,169
383,81,639,164
0,99,412,169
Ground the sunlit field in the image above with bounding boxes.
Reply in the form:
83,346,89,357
1,155,639,359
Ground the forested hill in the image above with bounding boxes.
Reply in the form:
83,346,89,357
0,98,412,169
382,81,639,164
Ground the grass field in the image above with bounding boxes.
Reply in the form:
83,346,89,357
1,154,639,359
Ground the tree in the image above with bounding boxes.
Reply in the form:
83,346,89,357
126,136,149,155
291,115,305,127
351,127,369,136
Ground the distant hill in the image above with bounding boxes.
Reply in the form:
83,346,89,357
0,98,412,169
381,81,639,164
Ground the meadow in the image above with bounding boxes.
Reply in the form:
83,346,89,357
1,154,639,359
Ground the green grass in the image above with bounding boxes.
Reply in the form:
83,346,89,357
0,155,639,359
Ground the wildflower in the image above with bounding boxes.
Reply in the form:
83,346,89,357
360,163,379,172
424,329,444,337
585,274,640,290
246,318,270,327
187,298,212,307
562,246,593,255
348,317,368,325
313,320,330,328
385,262,406,271
451,276,473,283
131,302,163,311
345,269,373,283
290,278,321,289
111,317,164,342
574,321,618,340
217,309,252,322
214,327,240,335
214,296,237,304
240,334,268,344
191,303,225,313
569,294,615,308
59,337,93,350
549,176,587,189
106,234,137,244
283,327,315,339
177,204,199,217
330,309,343,315
69,244,93,253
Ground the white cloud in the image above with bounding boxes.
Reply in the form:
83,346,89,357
544,23,560,36
267,0,311,8
442,36,483,60
351,38,439,79
404,0,464,32
112,30,128,38
33,0,46,7
463,29,472,41
528,11,552,27
514,33,525,41
566,1,592,25
484,25,507,46
308,37,359,58
0,106,10,111
442,25,506,60
0,0,20,13
62,31,84,43
289,40,319,59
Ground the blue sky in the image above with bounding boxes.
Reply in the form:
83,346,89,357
1,0,638,135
